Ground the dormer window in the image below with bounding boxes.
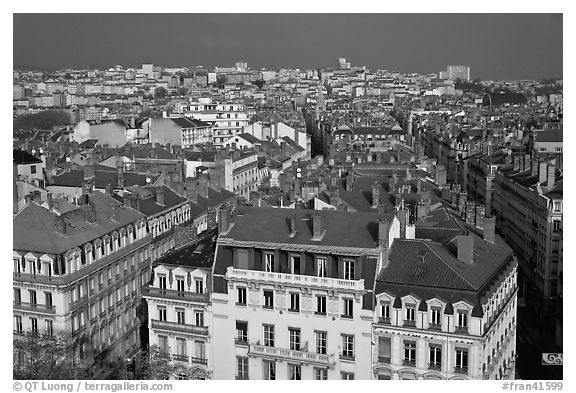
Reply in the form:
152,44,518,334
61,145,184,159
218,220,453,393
456,309,469,333
317,257,327,277
343,259,355,280
264,253,275,272
430,307,442,329
404,304,416,327
158,274,167,290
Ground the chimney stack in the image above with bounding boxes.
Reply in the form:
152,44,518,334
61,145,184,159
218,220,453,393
185,177,198,203
416,178,422,194
372,181,380,208
83,200,96,223
175,181,184,196
117,157,124,189
312,212,323,240
105,183,113,195
378,216,390,249
457,233,474,264
54,215,66,235
156,187,165,206
397,209,409,239
198,173,209,199
483,216,496,244
290,212,297,237
546,164,556,190
218,207,231,234
538,161,548,184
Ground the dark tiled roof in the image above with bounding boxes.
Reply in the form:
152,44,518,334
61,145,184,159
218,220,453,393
237,133,261,144
154,230,218,269
13,192,145,254
133,186,188,217
50,169,160,189
14,149,42,165
223,207,394,249
534,129,563,143
183,150,217,162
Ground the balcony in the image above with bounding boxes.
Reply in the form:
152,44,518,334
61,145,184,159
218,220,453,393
377,356,391,364
158,351,171,360
151,319,208,336
70,296,89,310
235,374,249,380
172,354,189,362
226,267,365,292
378,317,391,325
402,359,416,367
142,287,209,303
13,330,24,336
403,320,416,328
13,301,56,314
190,357,208,365
428,323,442,331
454,326,469,335
339,353,355,362
249,343,334,367
428,363,442,371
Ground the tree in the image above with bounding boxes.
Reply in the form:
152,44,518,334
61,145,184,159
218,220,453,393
13,333,92,380
13,110,71,131
134,345,209,380
252,79,265,89
154,87,168,99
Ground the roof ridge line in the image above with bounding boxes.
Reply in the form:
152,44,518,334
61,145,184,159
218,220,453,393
423,242,476,290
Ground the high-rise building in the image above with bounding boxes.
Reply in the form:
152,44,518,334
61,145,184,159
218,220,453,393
142,63,154,79
446,65,471,81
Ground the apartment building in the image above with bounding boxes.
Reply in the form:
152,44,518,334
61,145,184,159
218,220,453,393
373,211,517,380
13,190,153,368
175,101,250,147
211,207,400,380
493,156,562,300
142,117,213,148
142,231,216,379
206,151,260,200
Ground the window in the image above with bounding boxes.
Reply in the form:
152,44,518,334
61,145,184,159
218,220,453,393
455,348,469,373
315,368,328,380
158,335,169,353
14,315,23,332
158,306,167,322
343,298,353,318
289,293,300,312
194,340,206,360
316,331,327,354
317,257,327,277
554,202,561,212
236,321,248,343
29,290,37,305
237,356,249,379
43,319,53,336
430,307,441,328
176,338,187,357
263,290,274,309
316,295,326,315
343,259,355,280
341,334,354,359
158,274,167,290
176,276,185,292
14,288,21,304
429,344,442,370
457,310,468,332
265,254,275,272
380,302,390,323
195,278,204,293
31,165,36,174
405,304,416,326
264,360,276,380
176,308,185,324
289,328,301,351
378,336,391,363
237,287,247,305
291,256,301,275
30,317,38,334
553,220,561,232
404,340,416,366
195,310,204,326
289,364,301,380
263,324,275,347
341,372,354,380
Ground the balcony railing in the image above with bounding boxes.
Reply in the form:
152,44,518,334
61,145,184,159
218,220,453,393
402,359,416,367
454,326,469,335
142,287,210,303
428,323,442,331
190,357,208,365
13,301,56,314
377,356,391,364
13,330,24,336
403,320,416,328
378,317,391,325
70,296,89,310
227,267,365,292
151,319,208,336
339,354,355,362
235,374,249,380
249,343,333,367
172,354,189,362
158,351,171,360
428,363,442,371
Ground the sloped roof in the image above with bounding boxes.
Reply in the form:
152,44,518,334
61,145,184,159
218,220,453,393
50,169,160,189
154,230,217,269
14,149,42,165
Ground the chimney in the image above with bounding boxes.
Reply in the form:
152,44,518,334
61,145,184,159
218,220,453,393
218,207,231,234
198,173,209,199
547,164,556,190
406,167,411,181
513,155,520,171
378,216,390,249
524,153,531,172
47,192,53,211
83,200,96,223
397,209,408,239
175,181,184,196
531,158,538,176
457,233,474,264
117,157,124,189
185,177,198,203
156,187,165,206
290,212,297,237
416,203,427,221
483,216,496,244
416,178,422,194
110,203,120,222
312,212,323,240
105,183,113,195
538,161,548,184
31,190,42,203
54,215,66,235
372,181,380,208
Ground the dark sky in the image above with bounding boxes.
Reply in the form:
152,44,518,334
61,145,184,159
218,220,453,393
13,13,563,80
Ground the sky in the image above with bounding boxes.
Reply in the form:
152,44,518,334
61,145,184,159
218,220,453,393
13,13,563,80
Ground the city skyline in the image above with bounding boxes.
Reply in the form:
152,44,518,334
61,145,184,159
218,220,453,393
13,13,563,80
